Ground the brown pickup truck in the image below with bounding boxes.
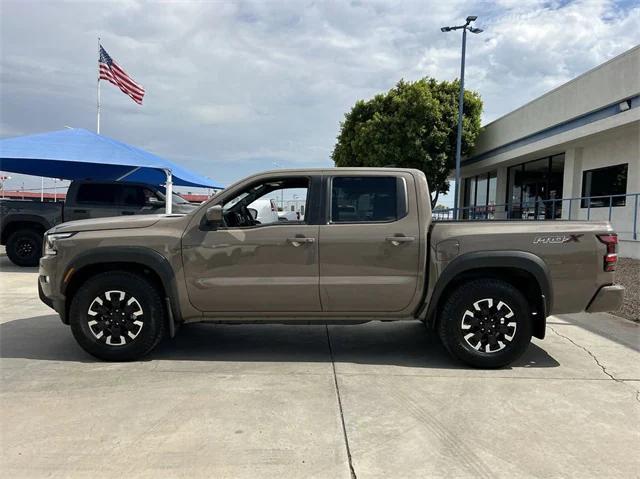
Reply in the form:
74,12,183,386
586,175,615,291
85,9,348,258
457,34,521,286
38,168,625,367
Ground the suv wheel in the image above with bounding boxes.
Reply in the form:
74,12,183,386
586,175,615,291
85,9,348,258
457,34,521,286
6,229,42,267
438,278,532,368
69,271,165,361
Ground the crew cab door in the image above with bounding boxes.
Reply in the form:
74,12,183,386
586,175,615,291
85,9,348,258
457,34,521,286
319,173,421,313
181,175,321,313
65,183,124,221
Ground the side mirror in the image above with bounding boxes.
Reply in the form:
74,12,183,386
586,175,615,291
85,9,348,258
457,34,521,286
146,197,164,207
205,205,223,223
248,208,258,220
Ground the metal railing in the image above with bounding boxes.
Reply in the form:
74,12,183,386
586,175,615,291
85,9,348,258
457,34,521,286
432,192,639,240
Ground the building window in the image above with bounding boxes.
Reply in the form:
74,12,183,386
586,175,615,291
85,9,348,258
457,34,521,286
506,153,565,219
462,171,497,218
581,163,628,208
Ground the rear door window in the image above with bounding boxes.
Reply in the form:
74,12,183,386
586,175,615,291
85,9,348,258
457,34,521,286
330,176,401,223
75,184,120,205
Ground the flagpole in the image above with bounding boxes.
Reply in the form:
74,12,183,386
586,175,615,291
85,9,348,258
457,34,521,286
97,37,101,134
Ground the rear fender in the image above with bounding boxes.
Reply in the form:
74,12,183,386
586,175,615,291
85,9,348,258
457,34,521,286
423,251,552,339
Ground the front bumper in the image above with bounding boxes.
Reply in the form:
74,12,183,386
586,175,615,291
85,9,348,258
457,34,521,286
586,284,625,313
38,254,67,323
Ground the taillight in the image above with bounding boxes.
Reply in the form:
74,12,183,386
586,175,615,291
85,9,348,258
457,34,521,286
597,234,618,272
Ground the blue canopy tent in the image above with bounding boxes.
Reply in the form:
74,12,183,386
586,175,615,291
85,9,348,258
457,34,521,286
0,128,222,213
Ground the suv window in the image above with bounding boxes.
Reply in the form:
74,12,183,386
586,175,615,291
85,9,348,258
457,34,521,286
75,184,119,205
331,176,398,223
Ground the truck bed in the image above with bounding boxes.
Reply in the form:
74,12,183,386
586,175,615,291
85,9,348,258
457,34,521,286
430,219,616,315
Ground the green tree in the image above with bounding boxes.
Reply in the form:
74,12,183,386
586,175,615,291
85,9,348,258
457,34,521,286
332,78,483,207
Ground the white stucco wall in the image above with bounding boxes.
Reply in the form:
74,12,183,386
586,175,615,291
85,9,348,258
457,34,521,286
564,128,639,258
474,46,640,155
459,46,640,258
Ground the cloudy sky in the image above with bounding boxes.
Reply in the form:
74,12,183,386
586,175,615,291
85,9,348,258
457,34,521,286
1,0,639,202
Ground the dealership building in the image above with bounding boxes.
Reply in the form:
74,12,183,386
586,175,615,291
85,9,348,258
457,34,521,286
459,45,639,258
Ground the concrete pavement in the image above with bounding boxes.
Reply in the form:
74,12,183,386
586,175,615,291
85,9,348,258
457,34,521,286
1,254,638,478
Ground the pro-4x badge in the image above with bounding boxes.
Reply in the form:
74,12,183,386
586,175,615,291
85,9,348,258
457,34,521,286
533,234,583,245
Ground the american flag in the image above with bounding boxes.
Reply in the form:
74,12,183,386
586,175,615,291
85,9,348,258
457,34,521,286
99,45,145,104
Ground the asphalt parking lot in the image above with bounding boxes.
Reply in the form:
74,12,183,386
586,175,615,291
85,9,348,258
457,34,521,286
1,253,639,479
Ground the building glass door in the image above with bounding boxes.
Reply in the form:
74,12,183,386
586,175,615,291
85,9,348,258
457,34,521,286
506,154,564,219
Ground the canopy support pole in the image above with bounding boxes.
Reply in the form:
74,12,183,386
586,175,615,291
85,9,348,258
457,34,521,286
164,168,173,214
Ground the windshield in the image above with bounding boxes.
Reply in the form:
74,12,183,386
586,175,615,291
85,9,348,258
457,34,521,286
172,193,190,204
156,187,193,205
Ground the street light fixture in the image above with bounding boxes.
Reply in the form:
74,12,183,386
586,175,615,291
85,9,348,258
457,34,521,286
441,15,483,219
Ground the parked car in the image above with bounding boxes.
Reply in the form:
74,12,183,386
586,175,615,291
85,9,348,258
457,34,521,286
38,168,624,367
0,180,196,266
278,210,300,221
247,198,279,224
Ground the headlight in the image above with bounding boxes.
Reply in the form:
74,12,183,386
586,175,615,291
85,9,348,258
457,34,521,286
44,232,75,256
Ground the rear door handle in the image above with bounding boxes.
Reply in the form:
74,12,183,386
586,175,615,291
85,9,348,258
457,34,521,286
287,236,316,247
386,235,415,246
74,209,87,214
122,211,135,215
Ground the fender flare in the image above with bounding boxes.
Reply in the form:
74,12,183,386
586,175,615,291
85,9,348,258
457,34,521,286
63,246,181,332
423,251,552,331
1,215,54,242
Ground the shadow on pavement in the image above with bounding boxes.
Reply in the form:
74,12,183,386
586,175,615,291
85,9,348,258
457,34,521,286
0,315,559,369
0,254,39,274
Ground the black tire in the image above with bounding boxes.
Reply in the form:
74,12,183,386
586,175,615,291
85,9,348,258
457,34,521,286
69,271,165,361
6,228,42,267
438,278,532,368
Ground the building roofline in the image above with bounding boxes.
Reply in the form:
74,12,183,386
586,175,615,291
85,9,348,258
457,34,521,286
481,44,640,129
465,94,640,165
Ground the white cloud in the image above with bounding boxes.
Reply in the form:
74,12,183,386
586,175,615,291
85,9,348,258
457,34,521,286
190,104,258,125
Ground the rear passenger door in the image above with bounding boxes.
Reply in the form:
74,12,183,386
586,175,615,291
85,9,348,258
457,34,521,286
318,174,421,313
66,183,124,221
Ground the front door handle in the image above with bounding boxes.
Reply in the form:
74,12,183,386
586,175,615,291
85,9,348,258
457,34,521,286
386,235,416,246
73,209,88,214
122,211,135,215
287,236,316,247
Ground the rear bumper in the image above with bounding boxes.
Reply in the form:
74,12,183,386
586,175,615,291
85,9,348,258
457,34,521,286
586,285,625,313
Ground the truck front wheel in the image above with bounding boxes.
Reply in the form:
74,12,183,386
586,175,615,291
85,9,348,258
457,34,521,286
6,228,42,267
69,271,165,361
438,278,532,368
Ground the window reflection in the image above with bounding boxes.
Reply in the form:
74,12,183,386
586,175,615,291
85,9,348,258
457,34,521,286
462,171,497,219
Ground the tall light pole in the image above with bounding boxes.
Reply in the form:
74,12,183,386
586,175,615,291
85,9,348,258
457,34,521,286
441,16,483,219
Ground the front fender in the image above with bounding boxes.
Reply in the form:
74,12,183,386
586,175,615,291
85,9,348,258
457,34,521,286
62,246,181,330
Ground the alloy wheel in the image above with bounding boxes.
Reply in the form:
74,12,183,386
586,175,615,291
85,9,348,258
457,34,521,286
460,298,516,353
87,290,144,346
16,238,37,259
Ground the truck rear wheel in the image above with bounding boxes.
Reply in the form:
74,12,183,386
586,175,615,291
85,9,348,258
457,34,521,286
6,228,42,267
438,278,532,368
69,271,165,361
